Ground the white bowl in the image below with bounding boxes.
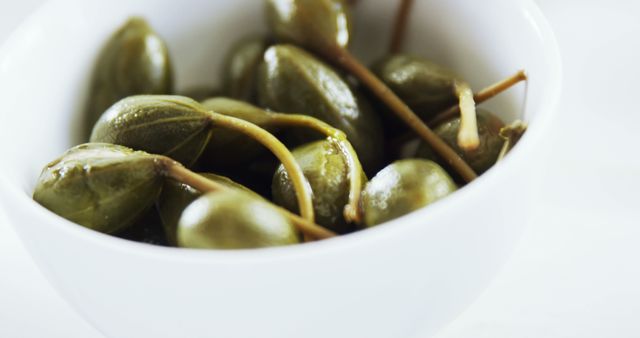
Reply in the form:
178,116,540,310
0,0,561,337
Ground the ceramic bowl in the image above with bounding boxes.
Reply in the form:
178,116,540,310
0,0,561,337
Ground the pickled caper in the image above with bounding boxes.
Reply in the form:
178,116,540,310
221,37,268,103
85,17,173,138
361,159,457,227
416,109,505,175
272,140,366,234
33,143,164,234
258,44,384,173
159,173,260,246
177,190,300,249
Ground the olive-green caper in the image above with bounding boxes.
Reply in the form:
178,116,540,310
33,143,164,234
374,54,480,151
272,140,366,234
177,190,300,249
221,37,268,103
266,0,352,53
361,159,457,227
258,44,384,172
416,109,505,175
159,173,260,246
90,95,212,167
85,17,173,137
372,54,461,121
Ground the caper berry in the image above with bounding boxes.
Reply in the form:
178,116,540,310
361,159,457,227
177,190,300,249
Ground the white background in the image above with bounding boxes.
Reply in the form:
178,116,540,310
1,1,639,337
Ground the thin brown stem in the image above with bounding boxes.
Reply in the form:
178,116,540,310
159,158,336,240
207,113,315,222
389,0,415,54
497,120,528,162
278,211,336,241
430,70,528,127
267,113,364,223
329,47,478,182
159,159,228,192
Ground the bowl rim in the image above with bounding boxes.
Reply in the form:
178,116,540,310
0,0,562,264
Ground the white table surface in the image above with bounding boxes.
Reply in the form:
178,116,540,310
1,1,639,337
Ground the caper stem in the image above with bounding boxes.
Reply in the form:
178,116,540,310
430,70,528,127
454,80,480,151
159,159,229,192
285,212,336,240
207,113,315,222
266,113,344,140
497,120,528,162
266,113,364,223
158,158,336,240
389,0,414,53
328,47,478,183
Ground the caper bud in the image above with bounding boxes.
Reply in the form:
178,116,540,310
85,17,173,137
361,159,457,227
266,0,352,53
90,95,212,167
177,190,300,249
272,140,366,234
159,173,260,246
221,37,268,103
416,109,505,175
258,44,383,172
372,54,460,121
33,143,164,234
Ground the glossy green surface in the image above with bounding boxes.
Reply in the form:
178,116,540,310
177,190,300,249
158,173,259,246
361,159,457,227
86,17,173,137
416,109,505,175
373,54,459,121
90,95,212,167
222,37,267,103
33,143,163,234
258,44,383,172
266,0,352,53
272,140,365,234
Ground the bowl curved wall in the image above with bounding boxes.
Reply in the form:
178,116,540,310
0,0,561,337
